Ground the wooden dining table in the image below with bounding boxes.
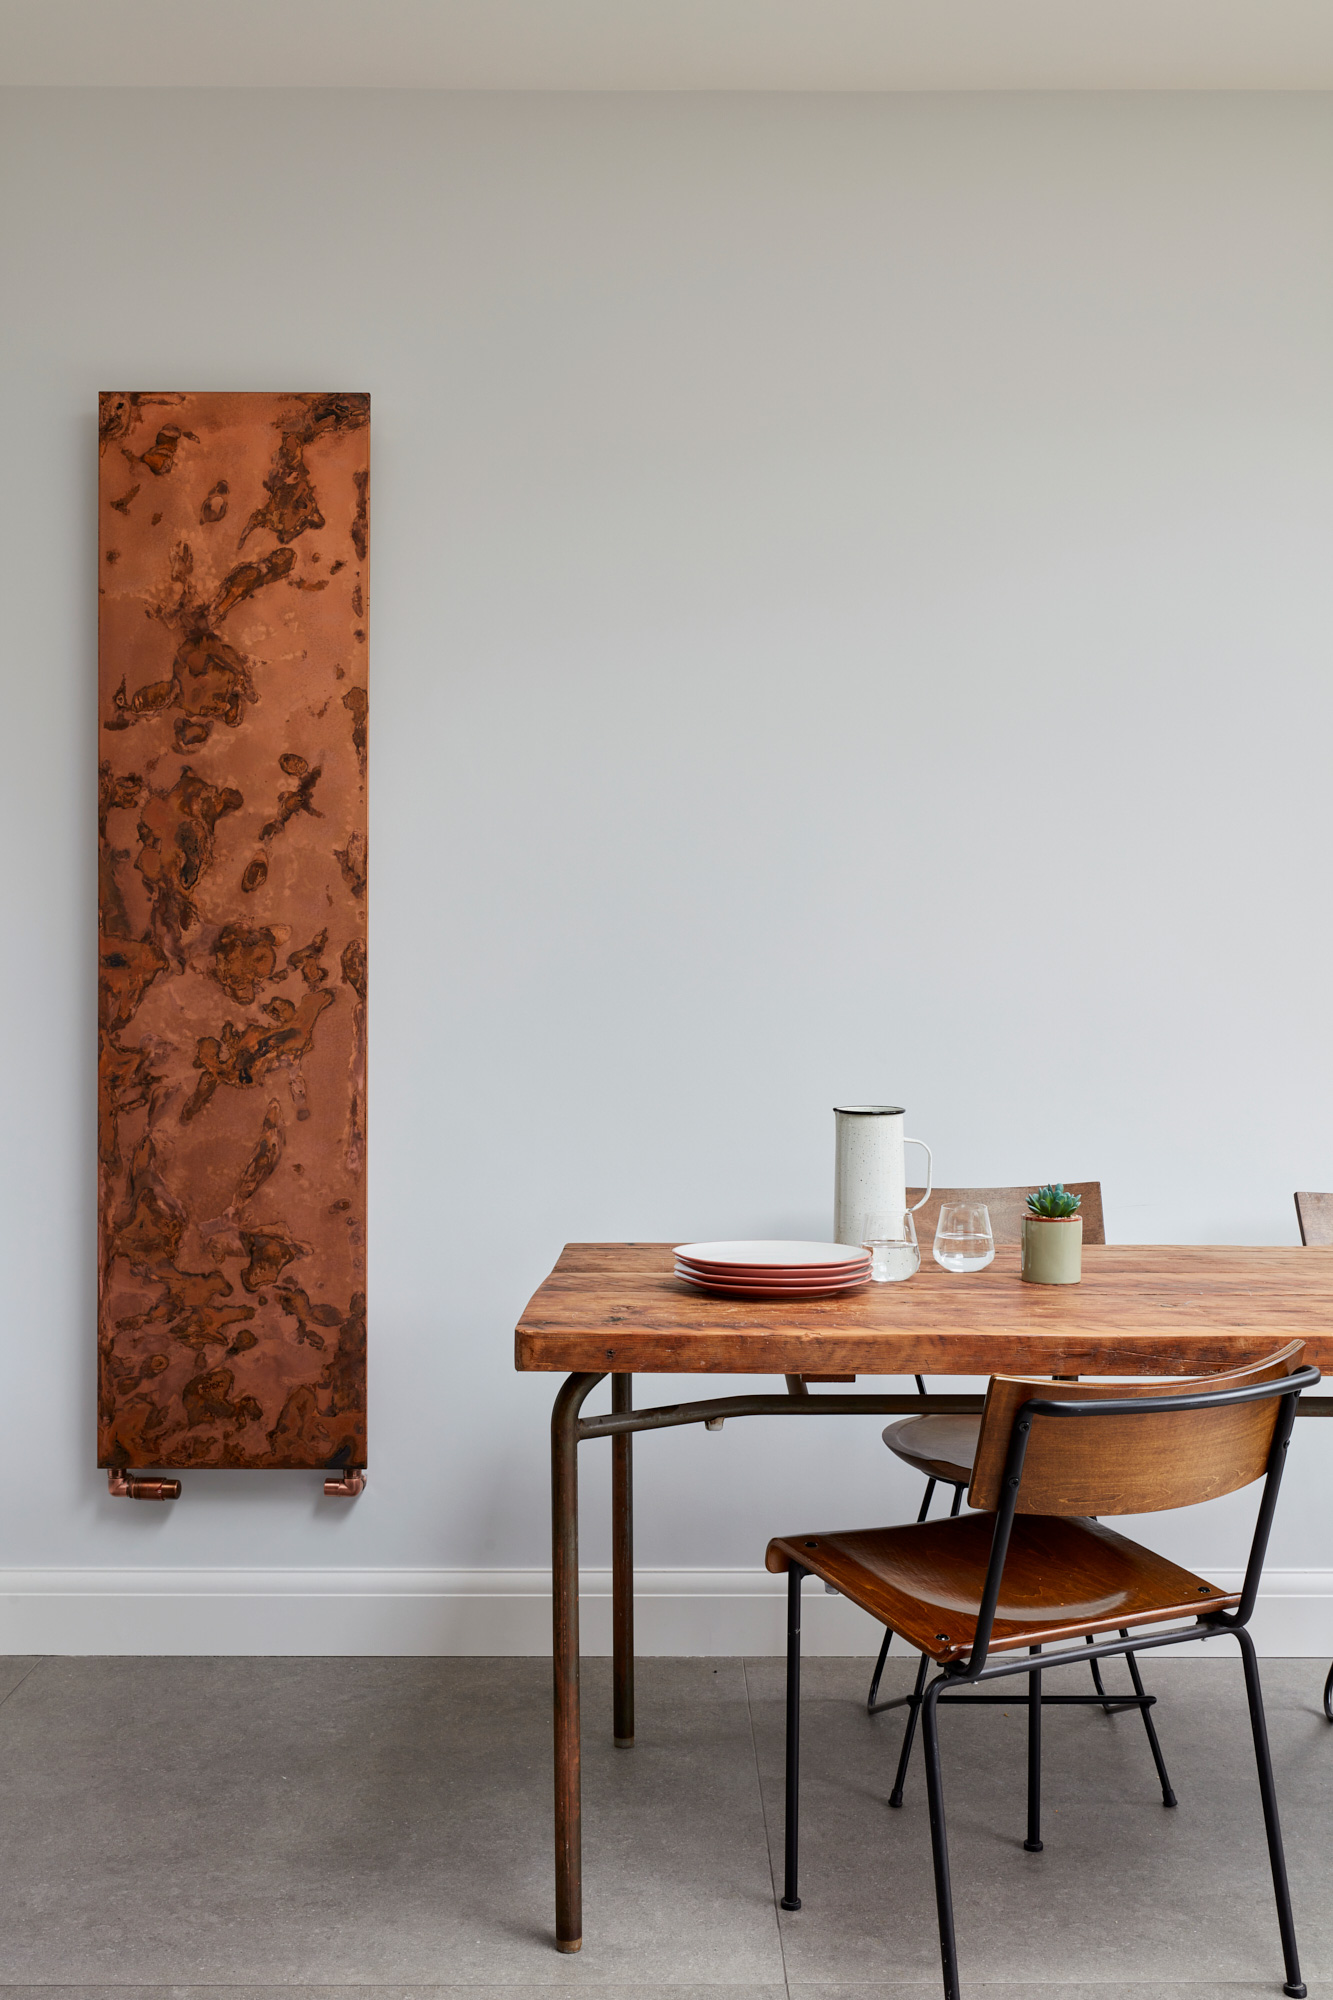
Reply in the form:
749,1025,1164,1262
514,1239,1333,1954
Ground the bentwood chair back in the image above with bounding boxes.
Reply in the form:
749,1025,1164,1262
1294,1192,1333,1246
967,1339,1304,1515
769,1341,1317,2000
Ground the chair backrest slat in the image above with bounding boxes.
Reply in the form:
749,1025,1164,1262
906,1182,1105,1247
1294,1192,1333,1247
967,1340,1304,1516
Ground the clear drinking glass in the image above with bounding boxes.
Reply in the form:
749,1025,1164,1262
933,1202,995,1273
861,1211,920,1283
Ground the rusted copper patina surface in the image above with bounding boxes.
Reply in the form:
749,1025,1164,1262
98,392,368,1470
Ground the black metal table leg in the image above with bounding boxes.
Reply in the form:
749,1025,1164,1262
612,1373,634,1747
552,1370,606,1954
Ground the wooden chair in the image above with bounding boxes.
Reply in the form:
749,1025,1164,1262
769,1340,1316,2000
867,1182,1107,1713
1293,1194,1333,1721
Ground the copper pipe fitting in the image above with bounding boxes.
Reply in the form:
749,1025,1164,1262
323,1467,367,1497
107,1467,181,1501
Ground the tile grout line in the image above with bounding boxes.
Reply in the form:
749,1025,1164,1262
742,1653,792,2000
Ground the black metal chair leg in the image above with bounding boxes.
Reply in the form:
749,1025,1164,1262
889,1650,931,1807
867,1625,893,1711
1024,1645,1043,1852
1119,1627,1177,1806
948,1484,964,1517
1236,1625,1306,1997
1085,1633,1116,1714
921,1678,962,2000
917,1478,938,1523
1323,1658,1333,1723
781,1563,803,1911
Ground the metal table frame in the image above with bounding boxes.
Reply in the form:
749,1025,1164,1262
549,1370,1333,1953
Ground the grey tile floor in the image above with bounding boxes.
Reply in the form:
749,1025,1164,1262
0,1651,1330,1996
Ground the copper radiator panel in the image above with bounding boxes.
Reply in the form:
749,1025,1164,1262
97,392,368,1471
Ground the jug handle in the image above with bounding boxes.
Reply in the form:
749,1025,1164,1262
906,1140,933,1212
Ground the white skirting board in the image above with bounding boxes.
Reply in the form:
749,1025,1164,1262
1,1568,1331,1656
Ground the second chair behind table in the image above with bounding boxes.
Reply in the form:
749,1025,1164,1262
868,1183,1109,1725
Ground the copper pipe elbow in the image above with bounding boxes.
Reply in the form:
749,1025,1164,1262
107,1468,181,1501
324,1467,367,1498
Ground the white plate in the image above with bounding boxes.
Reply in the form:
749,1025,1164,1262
674,1239,868,1270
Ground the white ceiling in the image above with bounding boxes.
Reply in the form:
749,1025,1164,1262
3,0,1333,90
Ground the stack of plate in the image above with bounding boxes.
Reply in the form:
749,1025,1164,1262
673,1240,872,1298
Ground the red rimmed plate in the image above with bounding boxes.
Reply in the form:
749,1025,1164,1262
675,1263,869,1286
675,1268,871,1298
675,1258,870,1282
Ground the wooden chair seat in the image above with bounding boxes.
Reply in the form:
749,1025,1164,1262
767,1511,1234,1665
882,1414,980,1487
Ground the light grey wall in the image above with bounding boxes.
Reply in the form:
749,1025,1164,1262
2,88,1331,1587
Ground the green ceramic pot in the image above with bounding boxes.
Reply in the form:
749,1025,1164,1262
1021,1214,1082,1285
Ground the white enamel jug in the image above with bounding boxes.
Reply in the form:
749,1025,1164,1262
833,1106,933,1248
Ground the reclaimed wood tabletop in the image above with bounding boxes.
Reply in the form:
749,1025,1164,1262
516,1240,1333,1377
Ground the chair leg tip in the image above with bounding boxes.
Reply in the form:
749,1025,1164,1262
1023,1839,1044,1853
887,1793,904,1809
1162,1790,1178,1807
780,1896,802,1912
1283,1983,1306,1997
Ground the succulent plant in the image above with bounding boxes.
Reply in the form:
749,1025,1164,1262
1026,1183,1082,1220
